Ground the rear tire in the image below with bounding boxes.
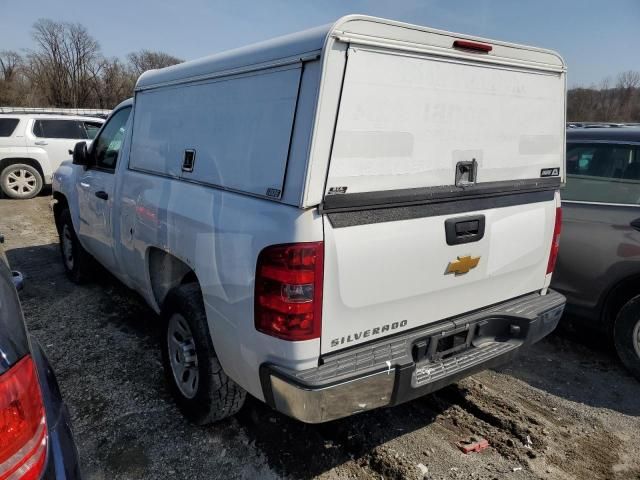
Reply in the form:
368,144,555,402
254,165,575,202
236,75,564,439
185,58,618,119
613,295,640,381
0,163,43,199
58,209,94,284
161,283,246,424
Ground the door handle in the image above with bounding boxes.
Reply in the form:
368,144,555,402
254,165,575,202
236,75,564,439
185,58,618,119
445,215,486,245
80,182,90,188
95,191,108,200
631,218,640,232
34,141,48,146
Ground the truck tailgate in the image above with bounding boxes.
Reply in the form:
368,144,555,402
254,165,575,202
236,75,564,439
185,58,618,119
322,197,556,353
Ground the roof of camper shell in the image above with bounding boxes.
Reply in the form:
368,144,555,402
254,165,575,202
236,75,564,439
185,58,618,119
135,15,565,91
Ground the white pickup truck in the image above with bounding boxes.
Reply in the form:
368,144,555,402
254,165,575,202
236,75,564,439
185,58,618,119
52,15,567,424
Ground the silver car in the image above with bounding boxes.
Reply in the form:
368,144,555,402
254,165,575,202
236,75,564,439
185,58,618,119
552,128,640,380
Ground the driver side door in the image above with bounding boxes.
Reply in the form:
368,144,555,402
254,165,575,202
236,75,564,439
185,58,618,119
77,106,132,273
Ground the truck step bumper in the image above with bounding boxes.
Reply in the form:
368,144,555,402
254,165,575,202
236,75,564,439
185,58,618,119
260,289,565,423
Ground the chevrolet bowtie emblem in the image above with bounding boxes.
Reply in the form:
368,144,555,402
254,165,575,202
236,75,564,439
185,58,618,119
446,255,480,275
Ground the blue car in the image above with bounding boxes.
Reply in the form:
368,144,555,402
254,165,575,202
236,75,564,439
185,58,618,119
0,234,81,480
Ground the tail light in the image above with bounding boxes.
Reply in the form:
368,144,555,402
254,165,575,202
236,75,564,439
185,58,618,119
0,356,47,480
255,242,324,341
546,207,562,274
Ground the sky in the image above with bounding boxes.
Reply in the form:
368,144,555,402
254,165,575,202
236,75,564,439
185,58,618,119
1,0,639,87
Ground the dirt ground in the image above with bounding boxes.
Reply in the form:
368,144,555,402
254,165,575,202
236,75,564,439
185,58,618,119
1,195,640,480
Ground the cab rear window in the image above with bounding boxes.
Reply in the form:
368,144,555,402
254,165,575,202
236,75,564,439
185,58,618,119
0,118,19,137
564,143,640,204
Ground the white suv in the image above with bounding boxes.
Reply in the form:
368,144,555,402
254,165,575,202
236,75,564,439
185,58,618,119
0,113,104,199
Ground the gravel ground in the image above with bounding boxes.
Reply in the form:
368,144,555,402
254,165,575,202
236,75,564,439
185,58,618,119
1,195,640,480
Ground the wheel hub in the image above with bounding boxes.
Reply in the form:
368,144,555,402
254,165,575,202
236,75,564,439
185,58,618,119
167,313,199,399
5,169,36,196
633,319,640,359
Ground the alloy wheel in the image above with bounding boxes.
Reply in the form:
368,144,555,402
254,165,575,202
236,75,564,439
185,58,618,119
5,168,37,198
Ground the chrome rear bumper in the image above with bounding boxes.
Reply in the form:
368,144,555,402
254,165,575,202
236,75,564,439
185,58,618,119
261,290,565,423
269,370,395,424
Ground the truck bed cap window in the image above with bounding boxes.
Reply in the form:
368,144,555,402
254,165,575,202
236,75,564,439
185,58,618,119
130,66,301,199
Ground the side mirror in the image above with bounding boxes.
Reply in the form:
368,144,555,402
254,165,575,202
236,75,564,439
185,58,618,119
72,141,90,166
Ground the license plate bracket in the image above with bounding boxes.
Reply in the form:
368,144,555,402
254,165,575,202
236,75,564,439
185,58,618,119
412,324,477,363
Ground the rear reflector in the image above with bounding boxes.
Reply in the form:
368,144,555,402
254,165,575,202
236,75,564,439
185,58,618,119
0,356,47,480
255,242,323,341
453,40,493,53
546,207,562,274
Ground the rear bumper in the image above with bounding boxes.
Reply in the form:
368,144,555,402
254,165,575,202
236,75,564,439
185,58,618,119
260,289,565,423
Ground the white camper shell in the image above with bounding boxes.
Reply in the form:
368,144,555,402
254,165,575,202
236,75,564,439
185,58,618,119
55,15,566,423
134,15,566,205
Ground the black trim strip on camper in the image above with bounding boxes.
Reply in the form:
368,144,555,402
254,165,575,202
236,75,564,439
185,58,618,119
320,177,560,214
326,184,557,228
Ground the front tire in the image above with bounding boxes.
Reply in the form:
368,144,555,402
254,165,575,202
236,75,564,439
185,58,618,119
0,163,43,199
161,283,246,424
58,209,93,283
613,295,640,381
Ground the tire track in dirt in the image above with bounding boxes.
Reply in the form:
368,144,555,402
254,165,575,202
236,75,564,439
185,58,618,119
441,376,629,480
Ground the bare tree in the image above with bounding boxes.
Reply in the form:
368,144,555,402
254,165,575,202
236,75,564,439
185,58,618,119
127,49,183,77
0,50,32,106
616,71,640,120
0,50,22,82
92,57,136,108
26,19,102,107
1,20,186,108
568,71,640,122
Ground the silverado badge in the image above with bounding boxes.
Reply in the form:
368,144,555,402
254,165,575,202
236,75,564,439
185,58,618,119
446,255,480,275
